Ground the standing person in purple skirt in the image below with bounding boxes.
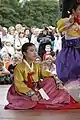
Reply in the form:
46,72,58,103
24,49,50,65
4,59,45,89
56,2,80,84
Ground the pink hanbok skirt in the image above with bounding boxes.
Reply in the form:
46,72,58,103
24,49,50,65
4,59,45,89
5,78,70,110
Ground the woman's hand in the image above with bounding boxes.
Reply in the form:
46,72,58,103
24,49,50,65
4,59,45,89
31,94,39,101
57,83,64,89
0,72,5,76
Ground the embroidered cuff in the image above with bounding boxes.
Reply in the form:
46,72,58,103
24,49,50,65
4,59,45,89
26,90,35,97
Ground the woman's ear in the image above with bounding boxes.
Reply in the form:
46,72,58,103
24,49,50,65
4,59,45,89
23,52,26,57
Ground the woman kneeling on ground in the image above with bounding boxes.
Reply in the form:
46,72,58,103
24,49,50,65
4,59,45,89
5,42,70,110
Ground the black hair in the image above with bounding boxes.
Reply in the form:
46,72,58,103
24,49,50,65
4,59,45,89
44,27,48,31
72,2,80,11
8,53,11,58
62,0,80,18
24,27,30,33
22,42,35,58
51,51,55,57
67,2,80,16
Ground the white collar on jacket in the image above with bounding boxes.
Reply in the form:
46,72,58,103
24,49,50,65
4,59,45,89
23,59,33,71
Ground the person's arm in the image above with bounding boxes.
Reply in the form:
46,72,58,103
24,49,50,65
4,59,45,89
57,17,74,33
0,71,8,76
37,33,43,43
2,67,10,75
38,63,61,85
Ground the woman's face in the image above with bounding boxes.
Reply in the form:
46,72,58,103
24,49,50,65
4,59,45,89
76,5,80,17
24,45,36,61
43,30,47,35
25,29,29,36
45,55,53,65
52,56,56,63
9,29,15,35
14,31,18,36
12,57,19,65
19,32,24,38
73,5,80,17
36,57,41,64
3,54,10,62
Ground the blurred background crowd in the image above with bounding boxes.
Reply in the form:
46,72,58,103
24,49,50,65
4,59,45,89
0,24,62,84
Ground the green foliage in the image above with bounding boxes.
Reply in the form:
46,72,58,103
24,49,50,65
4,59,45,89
0,5,21,27
0,0,60,28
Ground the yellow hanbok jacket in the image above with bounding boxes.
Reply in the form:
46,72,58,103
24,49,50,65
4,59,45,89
14,60,53,94
57,18,80,37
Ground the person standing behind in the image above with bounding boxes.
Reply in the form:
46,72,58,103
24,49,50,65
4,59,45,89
56,2,80,84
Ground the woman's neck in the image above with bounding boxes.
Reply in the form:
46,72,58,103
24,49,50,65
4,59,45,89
24,58,33,66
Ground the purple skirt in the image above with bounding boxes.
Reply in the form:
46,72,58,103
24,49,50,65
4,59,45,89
56,37,80,83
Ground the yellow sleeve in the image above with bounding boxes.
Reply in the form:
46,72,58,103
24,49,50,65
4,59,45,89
38,63,53,78
57,18,69,33
38,63,60,82
14,65,32,94
42,69,61,82
41,69,53,77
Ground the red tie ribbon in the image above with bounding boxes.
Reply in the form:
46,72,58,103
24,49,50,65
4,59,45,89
27,72,34,89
